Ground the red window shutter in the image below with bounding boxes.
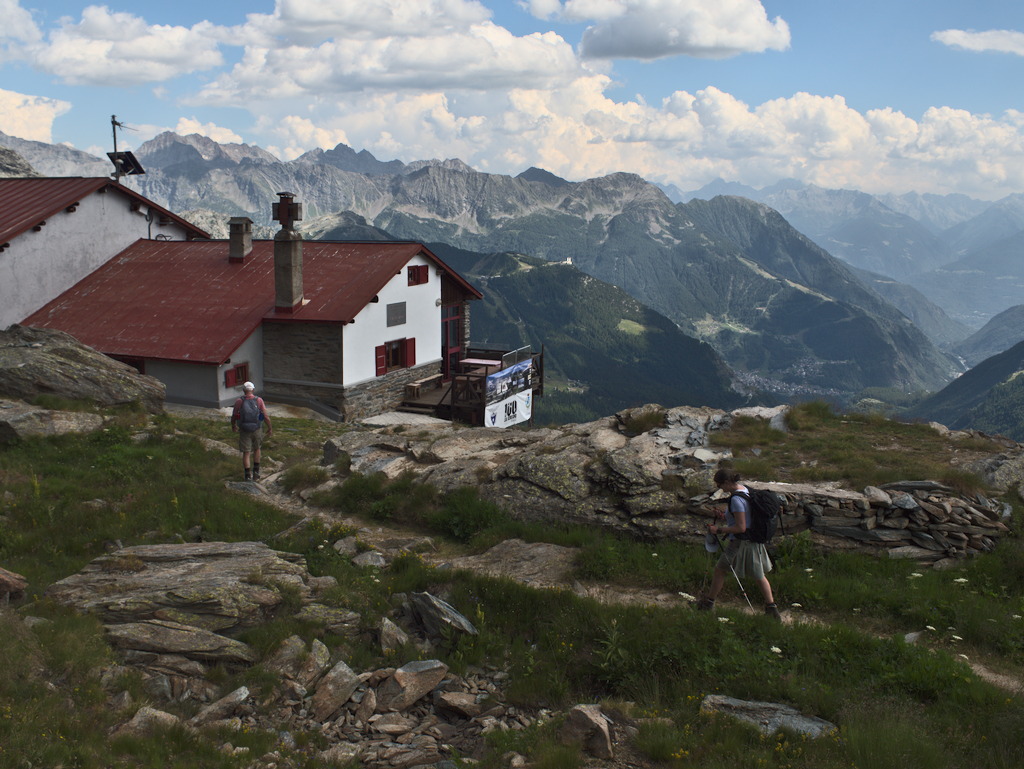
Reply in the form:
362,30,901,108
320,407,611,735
404,337,416,368
225,368,237,387
419,265,428,284
375,344,387,376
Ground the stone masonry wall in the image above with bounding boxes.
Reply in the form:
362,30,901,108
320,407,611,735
746,480,1010,563
263,322,343,384
339,362,441,422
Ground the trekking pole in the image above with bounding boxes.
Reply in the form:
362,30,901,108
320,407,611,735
715,534,755,611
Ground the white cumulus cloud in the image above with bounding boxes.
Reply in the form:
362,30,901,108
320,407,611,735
175,118,244,144
932,28,1024,56
531,0,790,59
196,21,582,104
31,5,223,86
0,0,42,60
0,87,70,142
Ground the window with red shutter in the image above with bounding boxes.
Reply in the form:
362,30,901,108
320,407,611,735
403,337,416,367
407,265,428,285
375,344,387,376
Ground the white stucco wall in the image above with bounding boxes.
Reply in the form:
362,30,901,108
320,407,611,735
216,328,264,406
342,253,442,385
0,187,194,329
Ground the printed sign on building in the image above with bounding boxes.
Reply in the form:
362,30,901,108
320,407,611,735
485,390,532,428
485,359,533,404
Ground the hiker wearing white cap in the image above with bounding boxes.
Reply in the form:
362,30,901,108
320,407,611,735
230,381,273,481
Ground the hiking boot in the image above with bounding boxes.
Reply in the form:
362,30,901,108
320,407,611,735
765,603,782,622
696,597,716,612
244,470,252,481
253,465,261,481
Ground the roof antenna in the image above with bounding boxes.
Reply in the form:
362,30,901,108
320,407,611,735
107,115,145,182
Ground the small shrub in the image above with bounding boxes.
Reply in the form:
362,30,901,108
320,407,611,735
280,463,329,492
428,487,505,542
622,408,666,435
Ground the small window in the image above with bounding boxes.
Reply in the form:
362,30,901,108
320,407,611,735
225,362,249,388
375,338,416,376
407,264,429,286
386,302,407,327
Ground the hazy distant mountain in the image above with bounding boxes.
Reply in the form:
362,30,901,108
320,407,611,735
850,267,970,348
910,229,1024,328
943,194,1024,257
952,305,1024,367
0,146,38,177
0,130,109,176
875,191,989,234
906,339,1024,441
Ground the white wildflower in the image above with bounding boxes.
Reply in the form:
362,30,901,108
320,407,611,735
718,617,730,623
770,646,782,655
958,653,970,661
1013,615,1022,620
925,625,936,631
953,578,968,584
909,572,923,579
790,603,802,609
804,568,814,573
678,592,697,602
951,635,963,641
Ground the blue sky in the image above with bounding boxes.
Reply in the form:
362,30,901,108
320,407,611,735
1,0,1022,198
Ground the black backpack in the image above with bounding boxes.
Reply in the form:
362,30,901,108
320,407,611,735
732,489,782,544
238,397,262,432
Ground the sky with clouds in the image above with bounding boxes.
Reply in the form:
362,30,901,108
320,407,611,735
1,0,1022,199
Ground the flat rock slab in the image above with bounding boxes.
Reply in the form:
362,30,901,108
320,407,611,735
45,541,311,632
444,538,577,588
105,619,258,665
701,694,837,738
0,398,104,444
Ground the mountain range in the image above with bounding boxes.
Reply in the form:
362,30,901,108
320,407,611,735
4,130,1023,424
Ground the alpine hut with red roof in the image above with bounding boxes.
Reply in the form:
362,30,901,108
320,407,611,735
25,191,484,421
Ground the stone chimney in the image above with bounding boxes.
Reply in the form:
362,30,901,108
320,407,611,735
272,192,303,312
228,217,253,262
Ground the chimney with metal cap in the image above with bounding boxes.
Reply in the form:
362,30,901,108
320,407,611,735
272,192,303,311
228,216,253,262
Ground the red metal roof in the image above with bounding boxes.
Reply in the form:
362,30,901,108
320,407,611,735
0,177,209,245
25,239,482,364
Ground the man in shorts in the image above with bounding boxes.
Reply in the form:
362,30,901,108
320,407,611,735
230,381,273,481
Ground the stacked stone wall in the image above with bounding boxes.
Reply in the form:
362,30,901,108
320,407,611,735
752,480,1010,562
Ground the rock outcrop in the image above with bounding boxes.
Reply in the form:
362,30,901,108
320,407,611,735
321,404,1014,564
0,325,165,413
0,398,105,444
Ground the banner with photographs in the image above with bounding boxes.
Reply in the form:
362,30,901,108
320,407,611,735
485,390,532,428
485,359,533,404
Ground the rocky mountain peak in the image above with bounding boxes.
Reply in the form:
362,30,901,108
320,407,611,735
0,146,38,177
135,132,279,167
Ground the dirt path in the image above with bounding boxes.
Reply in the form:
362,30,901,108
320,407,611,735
250,474,1023,695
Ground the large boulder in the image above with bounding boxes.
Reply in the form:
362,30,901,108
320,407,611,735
0,398,104,444
0,325,165,413
45,541,312,632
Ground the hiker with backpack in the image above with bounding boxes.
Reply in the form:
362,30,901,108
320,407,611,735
698,468,782,621
231,381,273,481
